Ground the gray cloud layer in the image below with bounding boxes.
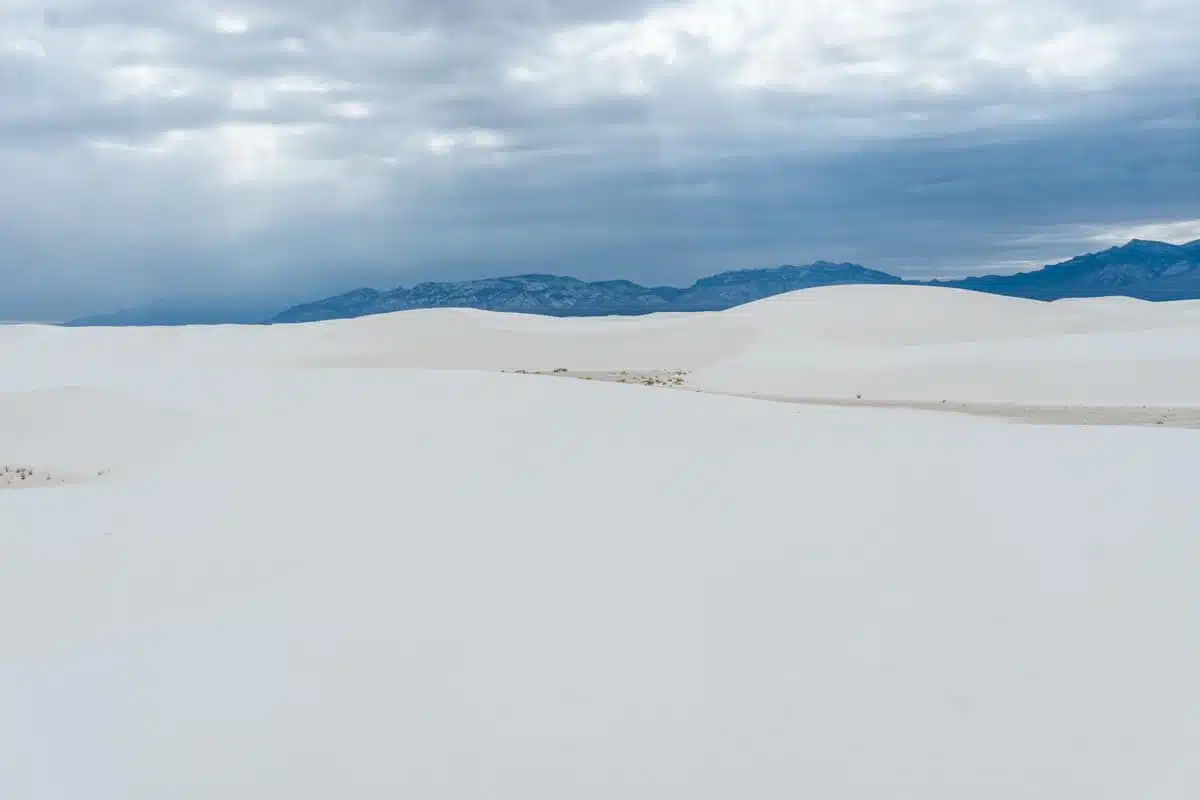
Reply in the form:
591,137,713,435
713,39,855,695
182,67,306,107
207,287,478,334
1,0,1198,319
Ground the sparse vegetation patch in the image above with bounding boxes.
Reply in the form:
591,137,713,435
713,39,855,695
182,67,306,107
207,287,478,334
1,464,109,490
508,367,690,387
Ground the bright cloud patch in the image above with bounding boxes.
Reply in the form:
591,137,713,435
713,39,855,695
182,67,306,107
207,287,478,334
212,13,250,35
513,0,1184,97
1089,219,1200,247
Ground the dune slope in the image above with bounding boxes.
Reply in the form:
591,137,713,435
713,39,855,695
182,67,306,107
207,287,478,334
2,286,1199,798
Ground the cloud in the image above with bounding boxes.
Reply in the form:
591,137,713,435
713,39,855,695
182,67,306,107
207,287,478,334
0,0,1198,318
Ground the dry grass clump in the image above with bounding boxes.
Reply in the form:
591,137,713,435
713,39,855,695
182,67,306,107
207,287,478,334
1,464,108,489
2,464,42,484
506,367,690,387
610,370,688,387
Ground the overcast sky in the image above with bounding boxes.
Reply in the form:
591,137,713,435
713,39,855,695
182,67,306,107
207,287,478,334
2,0,1198,319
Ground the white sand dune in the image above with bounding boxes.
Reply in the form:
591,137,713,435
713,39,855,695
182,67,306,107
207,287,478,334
0,387,193,489
5,285,1199,405
2,286,1199,798
685,288,1200,406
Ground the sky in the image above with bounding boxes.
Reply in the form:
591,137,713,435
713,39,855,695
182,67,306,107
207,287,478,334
1,0,1198,320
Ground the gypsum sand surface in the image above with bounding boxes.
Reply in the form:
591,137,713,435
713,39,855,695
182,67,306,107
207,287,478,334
512,369,1200,430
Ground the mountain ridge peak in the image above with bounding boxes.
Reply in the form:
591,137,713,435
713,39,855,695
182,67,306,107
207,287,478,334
60,238,1200,326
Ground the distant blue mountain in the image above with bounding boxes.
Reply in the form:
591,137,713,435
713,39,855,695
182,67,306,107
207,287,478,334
667,262,903,312
934,239,1200,300
269,275,686,324
63,298,281,327
269,262,900,323
63,238,1200,326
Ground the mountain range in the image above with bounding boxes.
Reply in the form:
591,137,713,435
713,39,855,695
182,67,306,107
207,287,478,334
926,238,1200,300
270,262,903,323
63,297,285,327
63,238,1200,326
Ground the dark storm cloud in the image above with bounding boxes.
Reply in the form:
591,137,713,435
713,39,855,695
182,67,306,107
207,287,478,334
332,108,1200,282
0,0,1198,319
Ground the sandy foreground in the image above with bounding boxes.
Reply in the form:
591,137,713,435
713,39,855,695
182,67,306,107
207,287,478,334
2,286,1199,798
